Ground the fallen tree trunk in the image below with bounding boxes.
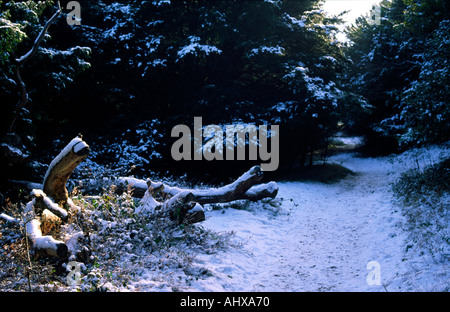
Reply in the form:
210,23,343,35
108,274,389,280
117,165,279,205
131,166,278,224
158,166,268,204
161,167,279,204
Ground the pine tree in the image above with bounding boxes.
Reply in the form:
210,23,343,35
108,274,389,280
345,0,450,152
0,0,91,174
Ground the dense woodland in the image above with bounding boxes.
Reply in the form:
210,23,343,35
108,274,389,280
0,0,449,186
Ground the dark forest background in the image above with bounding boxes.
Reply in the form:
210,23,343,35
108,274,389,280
1,0,449,186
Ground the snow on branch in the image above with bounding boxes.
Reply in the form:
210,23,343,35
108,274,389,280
14,2,62,65
176,36,222,62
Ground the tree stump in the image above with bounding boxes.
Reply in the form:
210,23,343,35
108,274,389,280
43,136,90,206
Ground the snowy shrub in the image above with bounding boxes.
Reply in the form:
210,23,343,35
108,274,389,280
392,157,450,260
176,36,222,62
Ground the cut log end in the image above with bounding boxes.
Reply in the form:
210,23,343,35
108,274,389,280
147,180,165,197
184,209,206,224
249,165,262,176
34,241,68,258
56,243,69,258
73,141,90,156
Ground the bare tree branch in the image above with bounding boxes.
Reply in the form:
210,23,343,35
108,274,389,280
15,5,62,65
7,3,62,132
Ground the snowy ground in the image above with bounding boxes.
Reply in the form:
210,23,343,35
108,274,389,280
1,141,448,292
183,146,450,292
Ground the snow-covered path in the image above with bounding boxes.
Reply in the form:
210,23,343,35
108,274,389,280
193,152,415,291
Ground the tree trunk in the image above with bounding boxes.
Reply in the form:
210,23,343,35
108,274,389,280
135,166,278,224
179,165,265,204
117,165,279,204
43,136,90,206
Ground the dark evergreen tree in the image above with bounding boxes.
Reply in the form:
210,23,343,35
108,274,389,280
45,0,350,177
1,0,354,180
345,0,449,152
0,0,90,176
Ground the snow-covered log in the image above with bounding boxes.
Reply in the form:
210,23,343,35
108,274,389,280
161,165,265,203
241,182,279,201
164,190,205,224
0,213,20,224
43,136,90,206
26,219,67,258
31,189,69,222
23,191,68,258
117,165,279,204
139,188,205,224
125,166,277,224
165,166,278,204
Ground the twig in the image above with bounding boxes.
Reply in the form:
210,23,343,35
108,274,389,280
20,215,33,292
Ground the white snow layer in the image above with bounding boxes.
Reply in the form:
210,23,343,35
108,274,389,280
177,36,222,61
73,140,89,154
43,194,69,219
24,142,446,292
124,143,449,292
246,181,279,196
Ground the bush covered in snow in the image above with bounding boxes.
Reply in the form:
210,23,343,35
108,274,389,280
392,156,450,262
